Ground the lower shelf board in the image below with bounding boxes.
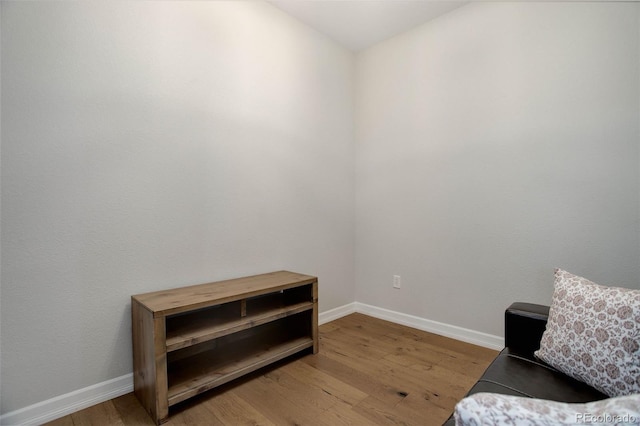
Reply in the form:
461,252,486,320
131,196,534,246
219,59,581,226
167,336,314,406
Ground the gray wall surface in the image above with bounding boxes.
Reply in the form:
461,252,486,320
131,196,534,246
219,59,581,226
1,1,355,413
355,2,640,336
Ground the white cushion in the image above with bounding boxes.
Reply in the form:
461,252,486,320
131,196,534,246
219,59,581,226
454,393,640,426
534,269,640,397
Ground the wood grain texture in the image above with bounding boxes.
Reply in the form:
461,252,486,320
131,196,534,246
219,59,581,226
132,271,317,317
131,299,168,424
132,271,318,424
165,301,313,352
47,313,497,426
311,281,319,354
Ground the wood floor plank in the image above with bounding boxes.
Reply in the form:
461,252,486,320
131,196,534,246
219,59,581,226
408,361,479,401
320,328,391,360
381,336,494,378
43,313,497,426
279,359,369,407
232,367,333,425
262,368,339,411
352,395,422,426
42,416,74,426
342,313,495,362
167,399,225,426
313,400,377,426
353,392,450,426
69,400,124,426
302,352,408,406
378,358,466,411
393,391,452,426
202,390,277,426
318,340,461,415
111,393,157,425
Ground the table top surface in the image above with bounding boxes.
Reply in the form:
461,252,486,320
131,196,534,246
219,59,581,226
132,270,317,316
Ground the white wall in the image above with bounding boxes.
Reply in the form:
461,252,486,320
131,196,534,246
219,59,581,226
355,2,640,337
0,1,355,414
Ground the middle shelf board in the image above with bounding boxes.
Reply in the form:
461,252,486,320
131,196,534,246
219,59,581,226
165,301,313,352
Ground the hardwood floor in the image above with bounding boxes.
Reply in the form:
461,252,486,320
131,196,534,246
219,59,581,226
45,313,497,426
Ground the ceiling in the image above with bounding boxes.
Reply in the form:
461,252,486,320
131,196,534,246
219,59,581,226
269,1,468,51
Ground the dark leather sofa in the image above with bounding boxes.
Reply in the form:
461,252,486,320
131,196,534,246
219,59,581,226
443,302,608,425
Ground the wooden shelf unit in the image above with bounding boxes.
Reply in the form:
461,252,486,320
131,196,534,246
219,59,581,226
131,271,318,425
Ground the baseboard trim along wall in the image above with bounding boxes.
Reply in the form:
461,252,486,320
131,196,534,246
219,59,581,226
1,303,503,425
0,374,133,426
318,302,357,325
354,302,504,351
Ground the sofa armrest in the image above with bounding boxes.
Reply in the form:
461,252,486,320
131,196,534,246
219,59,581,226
504,302,550,357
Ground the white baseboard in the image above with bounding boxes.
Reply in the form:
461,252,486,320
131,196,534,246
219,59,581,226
318,302,356,325
354,302,504,351
0,302,502,425
0,374,133,426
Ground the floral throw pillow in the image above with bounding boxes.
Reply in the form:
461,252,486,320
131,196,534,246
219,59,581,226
454,392,640,426
534,269,640,397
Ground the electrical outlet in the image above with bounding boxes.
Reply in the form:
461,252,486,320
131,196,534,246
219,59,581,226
393,275,401,289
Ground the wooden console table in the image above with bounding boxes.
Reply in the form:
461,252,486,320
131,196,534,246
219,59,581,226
131,271,318,424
